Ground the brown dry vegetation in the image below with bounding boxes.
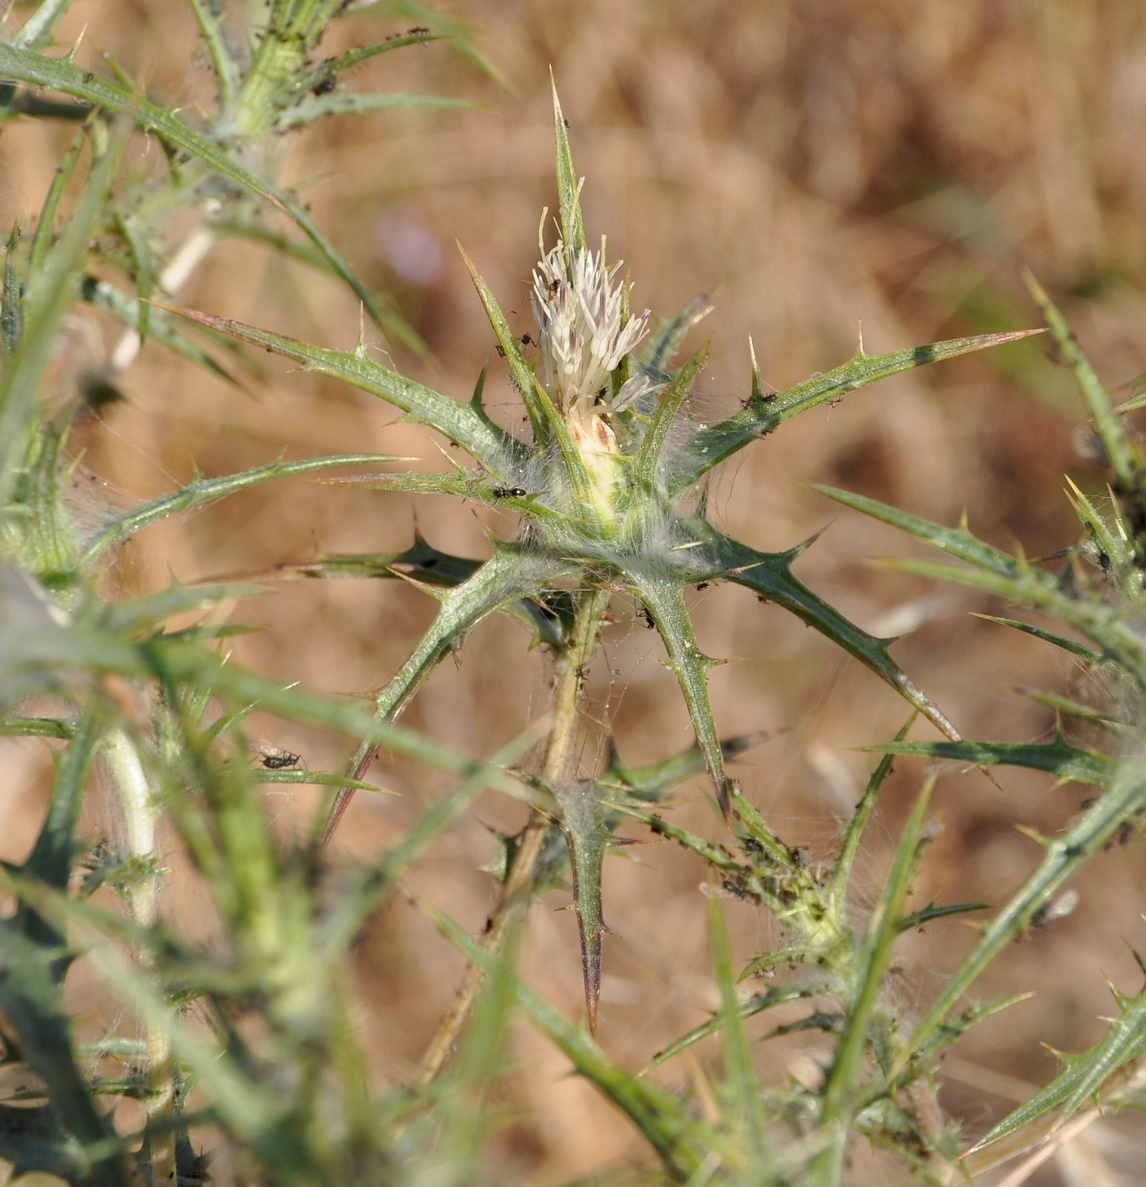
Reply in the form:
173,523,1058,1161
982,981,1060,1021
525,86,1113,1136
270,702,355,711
4,1,1146,1183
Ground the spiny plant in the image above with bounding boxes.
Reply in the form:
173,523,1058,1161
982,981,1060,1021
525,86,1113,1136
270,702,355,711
172,85,1036,1046
812,278,1146,1183
6,0,1136,1181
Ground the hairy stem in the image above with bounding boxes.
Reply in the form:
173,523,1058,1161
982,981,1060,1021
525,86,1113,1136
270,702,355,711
102,728,176,1187
413,583,610,1086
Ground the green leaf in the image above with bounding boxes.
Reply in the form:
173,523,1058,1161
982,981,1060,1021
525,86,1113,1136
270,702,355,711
866,735,1117,787
900,756,1146,1074
188,0,241,109
83,276,235,383
694,520,958,740
709,897,766,1152
813,781,935,1185
645,982,825,1070
600,731,767,803
157,304,523,473
323,545,576,842
638,296,713,379
825,720,911,907
0,121,124,512
972,614,1102,663
82,453,402,561
815,485,1021,577
668,329,1044,495
245,533,575,649
969,964,1146,1160
550,79,585,255
276,90,471,132
10,0,75,49
1027,273,1146,570
0,42,386,327
554,782,611,1034
427,903,735,1181
1063,475,1144,604
815,485,1146,685
633,344,707,489
631,574,729,813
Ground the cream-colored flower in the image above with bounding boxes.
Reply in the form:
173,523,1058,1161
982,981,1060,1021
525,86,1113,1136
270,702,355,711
530,233,650,435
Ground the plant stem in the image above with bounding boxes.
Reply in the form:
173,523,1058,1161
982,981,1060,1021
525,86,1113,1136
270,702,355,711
412,583,610,1086
102,728,177,1187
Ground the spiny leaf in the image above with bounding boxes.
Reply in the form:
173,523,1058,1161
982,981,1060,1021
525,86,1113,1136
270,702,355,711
900,756,1146,1074
554,782,611,1034
694,521,958,739
816,485,1146,684
274,91,471,132
188,0,240,108
82,277,236,385
669,329,1044,494
972,614,1102,663
600,731,768,802
968,965,1146,1160
866,736,1117,787
227,533,575,649
896,900,990,931
826,719,912,906
157,304,521,472
1027,272,1146,570
323,546,576,844
551,79,585,255
888,556,1146,686
815,781,935,1183
633,344,708,488
1011,686,1130,731
0,121,124,511
709,897,766,1151
82,453,402,561
1063,475,1144,604
631,575,729,814
0,42,387,326
645,982,826,1070
11,0,75,50
815,485,1022,577
638,296,713,378
426,902,735,1180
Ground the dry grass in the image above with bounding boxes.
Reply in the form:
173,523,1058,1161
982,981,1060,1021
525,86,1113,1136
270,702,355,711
4,1,1146,1182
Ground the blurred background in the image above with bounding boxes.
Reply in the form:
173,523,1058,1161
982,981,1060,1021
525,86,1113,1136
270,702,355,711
4,1,1146,1182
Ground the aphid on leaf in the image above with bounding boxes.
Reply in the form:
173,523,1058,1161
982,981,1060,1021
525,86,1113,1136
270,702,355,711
255,745,302,770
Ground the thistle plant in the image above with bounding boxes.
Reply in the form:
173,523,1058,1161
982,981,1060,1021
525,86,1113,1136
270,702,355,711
4,2,1143,1183
174,87,1038,1045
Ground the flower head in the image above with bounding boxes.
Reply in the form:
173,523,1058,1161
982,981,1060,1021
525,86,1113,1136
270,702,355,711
530,232,650,436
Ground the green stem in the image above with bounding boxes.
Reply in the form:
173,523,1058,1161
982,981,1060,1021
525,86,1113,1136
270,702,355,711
102,728,176,1187
412,583,610,1086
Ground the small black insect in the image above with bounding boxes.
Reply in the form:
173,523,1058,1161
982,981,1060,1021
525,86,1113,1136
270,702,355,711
312,76,336,96
495,344,506,357
520,332,534,346
548,278,561,294
260,750,301,770
492,486,527,498
639,607,655,629
695,581,710,591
